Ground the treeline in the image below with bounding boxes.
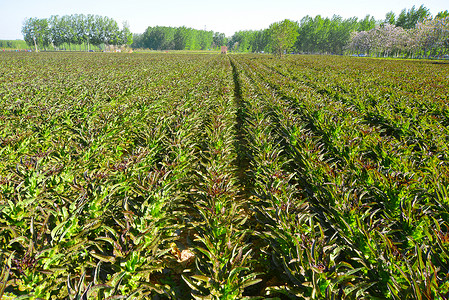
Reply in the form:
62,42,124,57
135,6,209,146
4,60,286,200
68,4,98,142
226,15,378,54
21,14,133,51
20,5,448,56
228,5,448,56
0,40,28,50
227,15,377,54
348,13,449,57
132,27,227,50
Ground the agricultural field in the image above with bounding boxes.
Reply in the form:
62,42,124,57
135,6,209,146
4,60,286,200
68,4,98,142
0,52,449,299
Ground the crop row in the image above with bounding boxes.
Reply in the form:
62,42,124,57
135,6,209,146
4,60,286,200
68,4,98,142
1,52,449,299
230,54,449,299
0,52,248,299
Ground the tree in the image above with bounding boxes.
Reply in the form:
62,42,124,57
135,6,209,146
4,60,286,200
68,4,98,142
198,30,213,50
229,31,257,52
411,17,449,56
253,29,270,53
327,15,357,54
49,15,66,50
22,14,130,51
136,25,222,51
435,16,449,55
358,15,377,31
436,10,449,19
121,21,133,47
22,18,38,51
396,5,430,29
186,28,198,50
212,32,226,49
347,30,375,55
174,27,189,50
268,19,299,57
296,16,314,53
22,17,49,51
385,11,396,25
132,33,144,48
144,26,174,50
102,16,120,46
84,14,95,51
294,15,359,54
313,15,330,52
74,14,86,50
60,15,75,49
90,15,106,48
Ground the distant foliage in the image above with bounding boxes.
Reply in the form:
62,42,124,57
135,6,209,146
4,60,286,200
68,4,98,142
268,19,299,57
347,16,449,57
395,5,431,29
228,30,270,53
0,40,28,50
228,14,378,55
21,14,133,51
227,5,449,57
295,15,375,54
132,26,221,50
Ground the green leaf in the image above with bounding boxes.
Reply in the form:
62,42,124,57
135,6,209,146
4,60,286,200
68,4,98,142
191,275,211,282
241,278,262,289
90,251,116,263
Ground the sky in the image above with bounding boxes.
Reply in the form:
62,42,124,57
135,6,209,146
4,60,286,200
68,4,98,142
0,0,447,40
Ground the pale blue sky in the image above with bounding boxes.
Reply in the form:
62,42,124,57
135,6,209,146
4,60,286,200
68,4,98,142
0,0,447,39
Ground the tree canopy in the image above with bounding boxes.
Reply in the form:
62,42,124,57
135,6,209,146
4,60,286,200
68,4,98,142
21,14,133,51
395,5,431,29
347,15,449,57
224,5,448,57
20,5,449,57
132,26,221,51
268,19,299,57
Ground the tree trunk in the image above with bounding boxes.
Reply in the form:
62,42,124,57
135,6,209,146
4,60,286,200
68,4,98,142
33,37,38,52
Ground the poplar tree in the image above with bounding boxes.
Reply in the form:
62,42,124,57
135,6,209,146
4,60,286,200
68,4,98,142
268,19,299,57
